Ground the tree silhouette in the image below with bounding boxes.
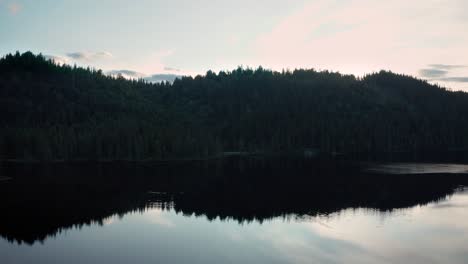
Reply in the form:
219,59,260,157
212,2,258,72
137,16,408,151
1,52,468,161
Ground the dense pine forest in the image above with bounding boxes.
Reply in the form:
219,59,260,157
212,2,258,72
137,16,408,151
1,51,468,161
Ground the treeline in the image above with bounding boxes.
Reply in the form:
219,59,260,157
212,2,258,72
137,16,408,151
1,51,468,160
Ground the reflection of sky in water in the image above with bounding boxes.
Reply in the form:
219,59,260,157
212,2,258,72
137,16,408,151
2,190,468,264
367,163,468,174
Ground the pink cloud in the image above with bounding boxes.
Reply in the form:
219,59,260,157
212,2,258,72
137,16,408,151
252,0,468,90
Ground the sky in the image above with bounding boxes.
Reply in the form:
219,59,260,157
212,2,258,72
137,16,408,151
1,0,468,90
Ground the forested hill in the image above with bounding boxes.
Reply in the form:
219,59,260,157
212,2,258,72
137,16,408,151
1,51,468,161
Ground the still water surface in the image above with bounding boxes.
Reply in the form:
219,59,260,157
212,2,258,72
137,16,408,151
1,159,468,264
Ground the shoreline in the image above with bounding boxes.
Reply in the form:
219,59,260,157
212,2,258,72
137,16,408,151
1,149,468,164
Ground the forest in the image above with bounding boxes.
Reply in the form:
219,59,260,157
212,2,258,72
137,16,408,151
1,51,468,161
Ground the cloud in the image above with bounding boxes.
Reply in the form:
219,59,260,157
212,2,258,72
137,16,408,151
106,69,182,83
106,69,146,79
43,55,70,65
418,68,448,78
144,74,182,83
428,64,467,70
7,2,21,15
66,52,90,60
66,51,113,61
430,202,468,209
419,64,468,85
252,0,468,88
438,77,468,83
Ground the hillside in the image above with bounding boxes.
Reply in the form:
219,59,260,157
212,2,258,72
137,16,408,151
1,52,468,161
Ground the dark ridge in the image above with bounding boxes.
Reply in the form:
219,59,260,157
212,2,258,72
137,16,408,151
2,52,468,161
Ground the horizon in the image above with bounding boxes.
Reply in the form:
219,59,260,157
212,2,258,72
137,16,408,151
1,0,467,90
3,50,462,92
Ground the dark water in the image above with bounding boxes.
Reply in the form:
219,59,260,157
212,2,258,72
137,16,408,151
1,158,468,264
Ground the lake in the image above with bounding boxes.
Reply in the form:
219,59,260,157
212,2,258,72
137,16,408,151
1,158,468,264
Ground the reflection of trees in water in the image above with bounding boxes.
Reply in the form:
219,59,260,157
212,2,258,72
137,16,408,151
0,158,467,245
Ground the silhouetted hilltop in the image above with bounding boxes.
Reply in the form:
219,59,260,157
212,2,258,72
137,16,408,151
1,51,468,161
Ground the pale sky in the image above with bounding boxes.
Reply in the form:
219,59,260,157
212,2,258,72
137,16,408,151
1,0,468,90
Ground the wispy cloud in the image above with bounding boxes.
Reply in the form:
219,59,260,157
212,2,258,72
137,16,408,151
145,74,181,83
66,51,113,61
419,69,448,78
419,64,468,85
43,54,70,65
253,0,468,86
106,69,146,79
106,69,182,83
439,77,468,83
43,49,185,83
428,64,467,70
